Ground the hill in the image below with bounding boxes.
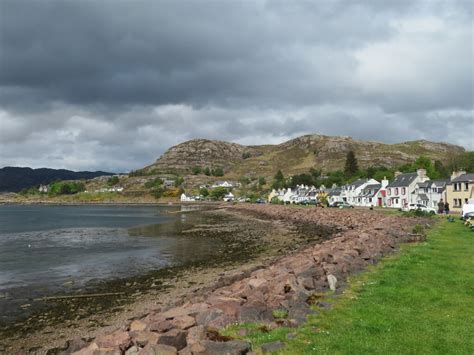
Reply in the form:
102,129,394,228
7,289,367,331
144,134,466,179
0,167,114,192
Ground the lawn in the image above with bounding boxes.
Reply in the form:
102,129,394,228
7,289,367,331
225,219,474,354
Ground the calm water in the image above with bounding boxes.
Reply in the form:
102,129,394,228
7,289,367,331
0,204,220,323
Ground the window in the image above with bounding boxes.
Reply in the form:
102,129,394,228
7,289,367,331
465,198,469,204
465,183,469,191
402,187,406,195
454,183,461,192
395,188,399,195
454,199,462,207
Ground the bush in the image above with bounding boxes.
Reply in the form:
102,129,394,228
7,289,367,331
212,167,224,177
210,187,228,200
107,176,119,186
192,166,202,175
242,152,251,159
49,181,85,195
199,187,209,197
144,178,163,189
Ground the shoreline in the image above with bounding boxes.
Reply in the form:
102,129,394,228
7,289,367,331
1,206,309,353
1,205,428,354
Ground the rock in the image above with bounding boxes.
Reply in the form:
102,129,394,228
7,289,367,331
157,329,188,351
171,315,196,330
133,331,159,347
95,330,131,351
161,307,190,319
327,274,337,291
201,340,251,355
195,308,224,326
125,346,139,355
138,343,177,355
248,278,268,290
72,342,99,355
64,336,89,353
261,341,284,353
148,319,173,333
130,319,148,332
186,325,205,345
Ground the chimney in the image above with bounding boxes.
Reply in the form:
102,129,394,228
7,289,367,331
394,171,402,177
451,170,466,181
417,168,427,178
381,176,389,188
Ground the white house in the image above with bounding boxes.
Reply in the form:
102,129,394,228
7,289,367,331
212,181,240,189
358,178,390,207
180,193,196,202
327,188,343,205
341,178,380,205
386,169,429,209
223,192,235,202
413,179,448,209
38,184,49,193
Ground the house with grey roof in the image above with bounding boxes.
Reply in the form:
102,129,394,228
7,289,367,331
341,178,380,206
414,179,448,210
386,169,429,209
445,171,474,212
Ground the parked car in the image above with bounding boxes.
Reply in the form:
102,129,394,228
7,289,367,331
407,203,437,214
329,201,343,208
338,203,354,209
461,198,474,219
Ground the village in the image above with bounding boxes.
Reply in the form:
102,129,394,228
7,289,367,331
180,169,474,215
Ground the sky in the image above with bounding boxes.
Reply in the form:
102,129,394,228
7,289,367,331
0,0,473,173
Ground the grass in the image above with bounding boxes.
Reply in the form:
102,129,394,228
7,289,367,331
224,219,474,354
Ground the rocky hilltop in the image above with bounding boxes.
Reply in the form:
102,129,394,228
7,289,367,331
145,134,465,178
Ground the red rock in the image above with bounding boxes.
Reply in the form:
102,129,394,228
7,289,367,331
148,319,173,333
130,319,147,332
170,315,196,330
138,343,177,355
161,307,189,320
157,328,188,351
72,342,99,355
133,331,160,347
95,330,131,351
186,325,205,345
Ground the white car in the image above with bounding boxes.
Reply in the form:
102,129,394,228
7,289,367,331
407,203,437,214
461,198,474,219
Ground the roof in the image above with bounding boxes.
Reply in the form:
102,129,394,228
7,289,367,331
451,173,474,183
387,173,418,188
349,179,368,188
417,181,430,188
364,183,381,190
418,193,429,201
430,179,449,187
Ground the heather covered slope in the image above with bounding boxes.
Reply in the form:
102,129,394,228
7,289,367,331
144,134,465,178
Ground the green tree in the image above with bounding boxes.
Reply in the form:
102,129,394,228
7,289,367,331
242,152,251,159
272,170,286,189
258,176,266,187
212,167,224,177
191,166,202,175
210,187,228,200
344,151,359,178
199,187,209,197
204,167,211,176
174,176,185,187
107,176,119,186
434,160,448,178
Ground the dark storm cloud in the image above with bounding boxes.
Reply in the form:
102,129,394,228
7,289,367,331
0,0,472,171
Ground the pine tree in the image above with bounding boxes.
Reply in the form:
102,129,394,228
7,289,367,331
344,150,359,177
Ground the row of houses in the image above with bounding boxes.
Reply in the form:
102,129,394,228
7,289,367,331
268,169,474,213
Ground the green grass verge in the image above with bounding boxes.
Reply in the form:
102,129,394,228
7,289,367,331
224,219,474,354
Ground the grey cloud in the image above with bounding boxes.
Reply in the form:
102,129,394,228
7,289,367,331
0,0,472,171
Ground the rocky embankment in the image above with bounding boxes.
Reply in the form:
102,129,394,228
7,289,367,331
61,206,427,354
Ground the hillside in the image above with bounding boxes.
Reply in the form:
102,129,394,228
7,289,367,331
0,167,114,192
145,134,465,179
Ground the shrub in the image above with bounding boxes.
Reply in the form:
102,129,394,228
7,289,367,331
107,176,119,186
210,187,228,200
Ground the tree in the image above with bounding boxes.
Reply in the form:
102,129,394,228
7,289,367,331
272,170,286,189
434,160,448,178
107,176,119,186
242,152,251,159
199,187,209,197
258,176,266,187
210,187,228,200
212,167,224,177
344,151,359,178
191,166,202,175
174,176,184,187
204,167,211,176
289,173,313,188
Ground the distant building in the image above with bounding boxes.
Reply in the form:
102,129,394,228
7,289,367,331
38,184,49,193
180,193,196,202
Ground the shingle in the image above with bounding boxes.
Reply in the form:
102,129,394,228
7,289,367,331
451,173,474,183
